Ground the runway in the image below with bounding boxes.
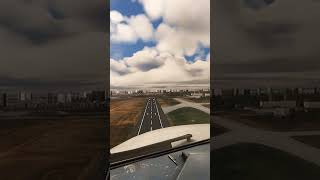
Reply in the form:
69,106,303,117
137,97,170,135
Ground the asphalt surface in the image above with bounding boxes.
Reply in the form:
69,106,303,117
137,97,170,135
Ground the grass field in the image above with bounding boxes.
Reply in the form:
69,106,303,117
167,107,210,126
293,135,320,149
213,143,320,180
183,97,210,103
158,97,180,107
0,113,106,180
110,97,146,148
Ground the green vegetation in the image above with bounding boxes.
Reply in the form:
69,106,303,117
185,97,210,103
168,107,209,125
158,97,180,107
213,143,320,180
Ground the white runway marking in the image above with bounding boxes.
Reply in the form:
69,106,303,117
137,100,149,135
154,98,163,128
151,119,152,131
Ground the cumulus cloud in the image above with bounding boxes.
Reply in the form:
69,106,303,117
138,0,210,57
124,47,163,71
110,59,128,75
110,11,154,43
111,0,210,89
138,0,164,20
155,23,203,56
127,14,154,41
110,10,124,23
111,47,210,88
111,23,137,42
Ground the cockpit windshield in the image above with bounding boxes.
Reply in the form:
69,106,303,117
110,0,210,164
110,97,210,162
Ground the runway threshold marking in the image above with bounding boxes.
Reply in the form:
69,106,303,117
154,98,163,128
137,100,149,135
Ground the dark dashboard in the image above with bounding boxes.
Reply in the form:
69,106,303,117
109,140,210,180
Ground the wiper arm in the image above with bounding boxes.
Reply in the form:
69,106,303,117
165,134,192,144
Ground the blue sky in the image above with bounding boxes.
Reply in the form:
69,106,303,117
111,0,144,16
110,0,210,89
111,0,162,60
110,0,208,61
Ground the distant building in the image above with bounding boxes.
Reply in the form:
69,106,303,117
212,88,222,96
260,101,296,109
190,91,210,98
66,93,72,103
91,91,106,103
0,92,5,108
6,92,20,107
57,93,66,104
249,89,259,96
204,92,210,97
302,88,316,95
304,101,320,109
31,93,48,105
19,91,32,101
221,89,234,97
190,92,203,98
48,93,58,104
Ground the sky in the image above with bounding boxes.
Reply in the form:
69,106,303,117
0,0,107,92
213,0,320,88
2,0,318,92
110,0,210,90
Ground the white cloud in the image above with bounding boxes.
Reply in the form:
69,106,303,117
162,0,210,34
138,0,164,20
110,0,210,88
155,23,199,56
110,11,154,43
110,47,209,88
110,10,124,23
127,14,154,41
111,23,137,43
138,0,210,57
110,59,128,75
124,47,163,71
139,0,209,30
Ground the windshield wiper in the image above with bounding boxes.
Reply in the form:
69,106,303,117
110,134,193,163
110,139,210,170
